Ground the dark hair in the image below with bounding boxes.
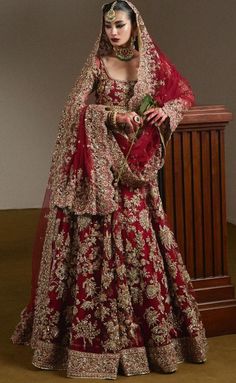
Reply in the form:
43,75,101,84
103,1,136,25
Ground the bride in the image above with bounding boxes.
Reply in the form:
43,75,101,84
11,1,207,379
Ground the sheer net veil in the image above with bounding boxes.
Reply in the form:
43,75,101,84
27,0,194,312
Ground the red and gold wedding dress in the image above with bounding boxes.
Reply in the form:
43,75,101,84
11,1,207,379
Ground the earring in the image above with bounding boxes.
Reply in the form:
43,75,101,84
130,35,135,48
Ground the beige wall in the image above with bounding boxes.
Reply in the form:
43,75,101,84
1,0,235,223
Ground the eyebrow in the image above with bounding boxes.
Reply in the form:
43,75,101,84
105,20,126,25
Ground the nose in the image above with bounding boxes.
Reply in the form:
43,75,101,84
110,26,118,36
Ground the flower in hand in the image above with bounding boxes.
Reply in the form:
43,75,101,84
144,107,168,127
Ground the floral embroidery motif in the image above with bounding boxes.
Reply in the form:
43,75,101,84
146,284,160,300
139,209,150,231
159,224,177,250
72,318,101,346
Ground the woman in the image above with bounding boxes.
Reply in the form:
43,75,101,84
11,1,207,379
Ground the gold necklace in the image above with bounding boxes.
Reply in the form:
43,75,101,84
113,37,135,61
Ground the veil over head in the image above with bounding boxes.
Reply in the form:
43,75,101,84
27,0,194,312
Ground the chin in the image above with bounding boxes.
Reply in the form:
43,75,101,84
111,42,121,47
110,40,129,48
113,42,128,48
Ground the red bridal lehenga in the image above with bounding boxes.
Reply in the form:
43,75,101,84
11,1,207,379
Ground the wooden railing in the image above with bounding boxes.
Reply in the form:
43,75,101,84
159,105,236,336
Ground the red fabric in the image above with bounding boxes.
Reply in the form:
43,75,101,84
153,41,195,107
28,188,51,310
29,107,93,310
64,106,93,179
114,124,160,171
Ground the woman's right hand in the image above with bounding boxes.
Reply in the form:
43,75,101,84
116,112,143,135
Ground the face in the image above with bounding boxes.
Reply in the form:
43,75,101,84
104,10,134,47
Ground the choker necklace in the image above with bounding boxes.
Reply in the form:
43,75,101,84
113,37,135,61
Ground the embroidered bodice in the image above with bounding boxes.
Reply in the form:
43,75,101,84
95,58,137,110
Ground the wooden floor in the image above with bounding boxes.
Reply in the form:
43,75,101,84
0,209,236,382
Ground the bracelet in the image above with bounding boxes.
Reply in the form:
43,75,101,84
107,110,117,130
106,111,112,127
112,111,117,129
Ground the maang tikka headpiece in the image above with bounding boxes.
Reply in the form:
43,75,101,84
105,1,118,22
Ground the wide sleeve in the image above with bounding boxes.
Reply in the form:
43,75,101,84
47,55,118,215
48,54,99,181
60,56,102,129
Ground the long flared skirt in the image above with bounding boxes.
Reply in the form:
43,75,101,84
11,183,207,379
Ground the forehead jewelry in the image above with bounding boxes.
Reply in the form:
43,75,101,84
105,1,117,22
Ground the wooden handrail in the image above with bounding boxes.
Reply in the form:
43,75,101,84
181,105,233,125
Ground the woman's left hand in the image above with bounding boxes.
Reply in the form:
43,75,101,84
144,107,168,127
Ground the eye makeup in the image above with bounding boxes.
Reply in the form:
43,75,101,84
105,20,126,27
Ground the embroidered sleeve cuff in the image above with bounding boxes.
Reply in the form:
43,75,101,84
162,99,189,132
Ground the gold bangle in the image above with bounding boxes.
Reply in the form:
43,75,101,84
107,110,117,130
107,111,112,126
107,111,113,128
112,111,117,129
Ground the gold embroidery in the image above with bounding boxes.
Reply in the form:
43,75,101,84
29,334,207,378
67,349,120,379
159,224,177,250
139,209,150,231
146,283,160,300
72,319,101,346
120,347,150,376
